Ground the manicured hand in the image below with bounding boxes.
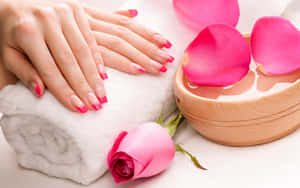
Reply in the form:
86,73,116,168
0,0,106,113
86,7,174,75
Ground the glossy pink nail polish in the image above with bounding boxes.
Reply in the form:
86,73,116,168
160,66,167,73
92,104,102,111
35,85,42,98
76,106,88,114
88,92,102,111
99,96,108,104
71,95,88,114
100,73,108,80
163,40,172,48
138,68,146,72
129,9,138,17
167,56,175,63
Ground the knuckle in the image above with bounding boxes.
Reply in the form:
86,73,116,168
34,7,56,21
5,3,18,16
66,1,81,10
54,3,72,15
13,17,37,35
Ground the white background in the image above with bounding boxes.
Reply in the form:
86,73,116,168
1,0,300,188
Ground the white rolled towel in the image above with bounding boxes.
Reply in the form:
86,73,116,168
0,0,196,185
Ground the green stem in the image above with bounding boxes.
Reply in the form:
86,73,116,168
175,144,207,170
157,110,207,171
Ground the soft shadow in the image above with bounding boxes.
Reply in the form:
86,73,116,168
256,67,300,92
183,70,255,99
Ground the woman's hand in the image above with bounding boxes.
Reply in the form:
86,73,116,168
0,0,106,113
86,6,174,75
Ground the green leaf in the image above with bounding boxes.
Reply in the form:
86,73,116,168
157,109,164,126
164,113,184,137
175,144,207,170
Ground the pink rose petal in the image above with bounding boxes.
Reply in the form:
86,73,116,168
173,0,240,30
116,123,175,179
182,24,251,87
107,131,128,165
251,16,300,75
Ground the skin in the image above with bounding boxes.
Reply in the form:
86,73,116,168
0,0,173,113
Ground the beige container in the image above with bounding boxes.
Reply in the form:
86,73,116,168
174,35,300,146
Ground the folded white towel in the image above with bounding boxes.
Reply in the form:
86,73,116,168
0,0,196,185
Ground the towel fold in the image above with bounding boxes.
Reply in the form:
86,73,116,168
0,0,196,184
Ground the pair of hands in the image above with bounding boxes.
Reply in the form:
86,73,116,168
0,0,173,113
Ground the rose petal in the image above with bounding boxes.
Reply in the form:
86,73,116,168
116,123,175,179
182,24,251,87
107,131,128,168
251,16,300,75
110,152,134,183
173,0,240,30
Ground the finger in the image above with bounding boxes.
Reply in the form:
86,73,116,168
14,20,88,113
89,18,174,64
2,46,44,98
84,6,172,48
115,9,138,18
93,31,167,74
99,46,146,74
55,4,107,107
68,1,107,80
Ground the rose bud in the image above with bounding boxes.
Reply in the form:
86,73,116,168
107,122,176,183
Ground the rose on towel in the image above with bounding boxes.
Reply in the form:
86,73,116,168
107,113,206,183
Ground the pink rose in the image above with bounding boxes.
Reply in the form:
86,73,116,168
107,122,175,183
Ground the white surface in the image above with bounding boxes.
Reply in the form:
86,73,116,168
1,0,299,188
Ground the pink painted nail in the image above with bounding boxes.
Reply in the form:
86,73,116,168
138,67,146,72
167,56,175,63
31,82,42,98
160,66,167,72
128,9,138,17
36,85,42,98
91,104,102,111
76,106,88,113
100,73,108,80
98,96,108,104
71,95,88,113
163,40,172,49
88,92,102,111
104,73,108,79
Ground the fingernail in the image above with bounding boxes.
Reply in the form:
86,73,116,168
95,86,106,104
160,66,167,73
153,34,172,48
98,96,108,104
128,9,138,17
163,40,172,48
36,85,42,98
88,92,102,111
167,56,175,63
138,68,146,72
98,64,108,80
100,73,108,80
71,95,88,113
104,73,108,79
31,82,42,98
158,50,172,62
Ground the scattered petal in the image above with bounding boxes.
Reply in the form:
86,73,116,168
182,24,251,87
251,16,300,75
173,0,240,30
